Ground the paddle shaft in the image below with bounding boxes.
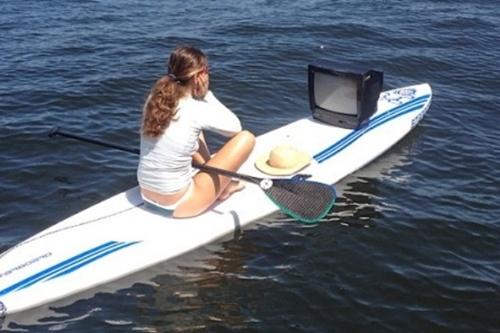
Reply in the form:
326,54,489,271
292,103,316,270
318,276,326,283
48,126,335,223
48,127,262,184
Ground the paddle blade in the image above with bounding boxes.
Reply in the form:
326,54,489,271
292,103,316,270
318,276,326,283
263,178,336,223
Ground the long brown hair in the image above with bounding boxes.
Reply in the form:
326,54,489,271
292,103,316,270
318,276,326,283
141,46,208,138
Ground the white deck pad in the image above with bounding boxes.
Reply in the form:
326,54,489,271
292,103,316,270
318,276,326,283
0,84,432,316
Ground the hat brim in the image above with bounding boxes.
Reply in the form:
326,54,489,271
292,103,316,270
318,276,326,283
254,150,311,176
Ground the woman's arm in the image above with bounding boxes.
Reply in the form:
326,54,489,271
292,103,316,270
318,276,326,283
192,131,211,165
199,91,242,136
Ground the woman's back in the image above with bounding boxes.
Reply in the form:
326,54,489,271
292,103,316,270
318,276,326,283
138,92,242,195
138,45,255,217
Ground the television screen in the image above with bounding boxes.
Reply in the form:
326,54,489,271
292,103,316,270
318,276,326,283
309,64,383,129
314,72,358,115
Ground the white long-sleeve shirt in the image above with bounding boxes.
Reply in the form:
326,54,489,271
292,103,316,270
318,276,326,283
137,91,241,194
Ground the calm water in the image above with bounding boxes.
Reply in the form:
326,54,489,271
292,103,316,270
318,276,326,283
1,0,500,331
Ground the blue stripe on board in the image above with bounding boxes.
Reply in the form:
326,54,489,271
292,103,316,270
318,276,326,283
314,95,430,162
47,241,139,280
314,95,428,162
314,94,430,163
0,241,139,297
14,242,135,293
0,241,116,297
315,103,424,163
11,242,122,293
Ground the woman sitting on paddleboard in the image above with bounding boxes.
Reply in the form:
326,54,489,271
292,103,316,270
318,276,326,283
137,46,255,218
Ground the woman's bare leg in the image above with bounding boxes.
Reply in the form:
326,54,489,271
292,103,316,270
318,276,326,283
218,180,246,201
174,130,255,217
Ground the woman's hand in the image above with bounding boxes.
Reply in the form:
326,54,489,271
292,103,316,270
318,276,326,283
193,68,209,99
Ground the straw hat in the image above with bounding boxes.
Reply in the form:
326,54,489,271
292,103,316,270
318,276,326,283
255,144,311,176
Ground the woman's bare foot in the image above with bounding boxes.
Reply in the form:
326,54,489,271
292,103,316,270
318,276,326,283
218,180,246,201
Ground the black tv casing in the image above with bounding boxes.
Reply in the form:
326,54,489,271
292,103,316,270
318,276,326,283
308,64,384,129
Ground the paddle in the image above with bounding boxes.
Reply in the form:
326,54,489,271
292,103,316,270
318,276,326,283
48,126,336,223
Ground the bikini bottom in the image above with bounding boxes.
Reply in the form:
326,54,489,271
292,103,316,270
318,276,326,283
141,182,194,217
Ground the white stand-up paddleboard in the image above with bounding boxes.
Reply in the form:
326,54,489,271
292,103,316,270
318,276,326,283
0,84,432,317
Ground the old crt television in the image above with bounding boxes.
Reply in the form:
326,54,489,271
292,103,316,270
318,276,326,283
308,64,383,129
